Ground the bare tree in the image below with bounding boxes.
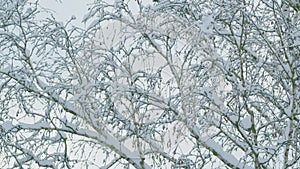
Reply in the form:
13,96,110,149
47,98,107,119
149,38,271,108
1,0,300,168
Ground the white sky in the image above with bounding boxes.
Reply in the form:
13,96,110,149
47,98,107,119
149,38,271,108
39,0,93,27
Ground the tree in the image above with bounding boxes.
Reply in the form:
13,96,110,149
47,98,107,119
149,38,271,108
0,0,300,168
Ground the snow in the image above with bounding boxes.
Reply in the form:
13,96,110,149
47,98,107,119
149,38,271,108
1,0,298,168
192,126,254,169
39,159,54,166
200,14,214,34
227,114,238,123
71,15,76,20
212,92,224,107
277,137,285,144
244,47,258,60
1,121,14,132
19,120,50,129
204,137,253,169
240,116,252,130
284,99,293,117
77,128,151,169
87,18,101,30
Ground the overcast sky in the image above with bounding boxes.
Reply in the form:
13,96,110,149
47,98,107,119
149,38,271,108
39,0,93,27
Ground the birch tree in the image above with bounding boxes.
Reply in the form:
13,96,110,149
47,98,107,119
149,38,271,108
1,0,300,168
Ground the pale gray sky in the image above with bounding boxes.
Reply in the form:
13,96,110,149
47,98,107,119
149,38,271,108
39,0,93,27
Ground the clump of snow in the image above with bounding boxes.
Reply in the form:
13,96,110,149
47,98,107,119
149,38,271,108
201,14,214,34
229,115,238,123
1,121,14,132
240,116,251,130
